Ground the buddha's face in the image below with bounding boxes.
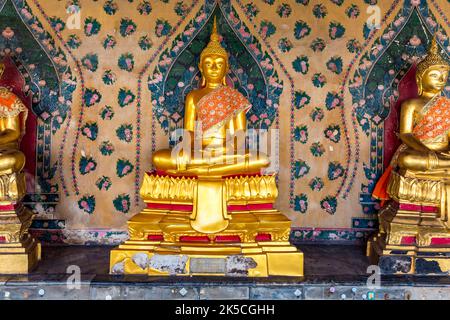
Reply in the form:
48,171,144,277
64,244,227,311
419,66,449,94
199,54,227,84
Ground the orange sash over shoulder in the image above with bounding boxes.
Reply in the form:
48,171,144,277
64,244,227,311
197,86,251,133
0,87,26,118
413,96,450,142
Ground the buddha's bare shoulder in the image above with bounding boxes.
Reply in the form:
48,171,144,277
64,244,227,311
401,98,425,113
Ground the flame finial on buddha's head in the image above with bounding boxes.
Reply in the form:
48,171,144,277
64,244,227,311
199,16,228,63
417,35,450,77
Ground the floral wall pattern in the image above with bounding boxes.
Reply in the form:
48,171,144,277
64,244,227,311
0,0,448,244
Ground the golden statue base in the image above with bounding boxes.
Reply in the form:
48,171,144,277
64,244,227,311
110,173,303,277
0,172,41,274
110,240,303,277
367,171,450,275
0,234,41,274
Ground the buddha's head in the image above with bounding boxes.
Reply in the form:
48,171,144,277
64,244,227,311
199,16,228,86
416,36,450,96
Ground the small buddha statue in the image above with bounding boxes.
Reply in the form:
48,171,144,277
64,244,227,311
369,37,450,273
396,38,450,176
152,17,269,178
0,60,40,274
0,62,27,199
373,37,450,209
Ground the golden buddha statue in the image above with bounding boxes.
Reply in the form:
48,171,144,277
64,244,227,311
152,18,269,178
0,60,40,274
368,37,450,274
110,18,303,277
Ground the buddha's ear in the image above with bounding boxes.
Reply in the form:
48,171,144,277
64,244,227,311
416,74,423,95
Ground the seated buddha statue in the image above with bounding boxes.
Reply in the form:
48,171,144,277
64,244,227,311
110,17,303,277
152,17,269,178
0,62,27,199
0,60,39,274
396,39,450,178
369,37,450,269
151,18,270,234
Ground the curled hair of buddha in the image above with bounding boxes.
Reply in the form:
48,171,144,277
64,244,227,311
416,36,450,77
199,16,228,63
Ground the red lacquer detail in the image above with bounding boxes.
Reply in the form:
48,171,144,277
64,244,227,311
146,203,193,212
383,65,418,168
400,236,416,245
399,203,439,213
222,172,262,178
421,206,439,213
179,236,210,243
0,203,16,211
148,170,265,180
0,236,6,243
255,233,272,242
147,234,164,241
431,238,450,246
214,235,241,243
228,203,274,211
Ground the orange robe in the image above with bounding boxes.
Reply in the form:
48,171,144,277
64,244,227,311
373,96,450,204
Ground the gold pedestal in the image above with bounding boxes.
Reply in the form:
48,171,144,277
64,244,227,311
368,171,450,275
0,172,41,274
0,234,41,274
110,173,303,277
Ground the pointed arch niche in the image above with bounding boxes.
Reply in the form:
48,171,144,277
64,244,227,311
348,1,450,221
0,0,76,212
147,0,283,145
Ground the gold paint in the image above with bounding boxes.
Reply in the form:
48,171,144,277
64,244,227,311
368,37,450,273
111,19,303,277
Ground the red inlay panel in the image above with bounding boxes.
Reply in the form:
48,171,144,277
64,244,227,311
148,171,264,179
255,233,272,242
398,203,438,213
214,235,241,243
400,236,416,245
0,236,6,243
179,236,210,243
228,203,274,211
146,203,193,212
431,238,450,246
421,205,439,213
147,234,164,241
0,203,16,211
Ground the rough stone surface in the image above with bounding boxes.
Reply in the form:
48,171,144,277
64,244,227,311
379,256,412,274
132,253,149,270
111,262,124,274
226,255,257,276
149,255,188,275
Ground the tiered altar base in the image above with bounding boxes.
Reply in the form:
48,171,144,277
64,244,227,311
110,173,303,277
368,171,450,275
0,172,41,274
